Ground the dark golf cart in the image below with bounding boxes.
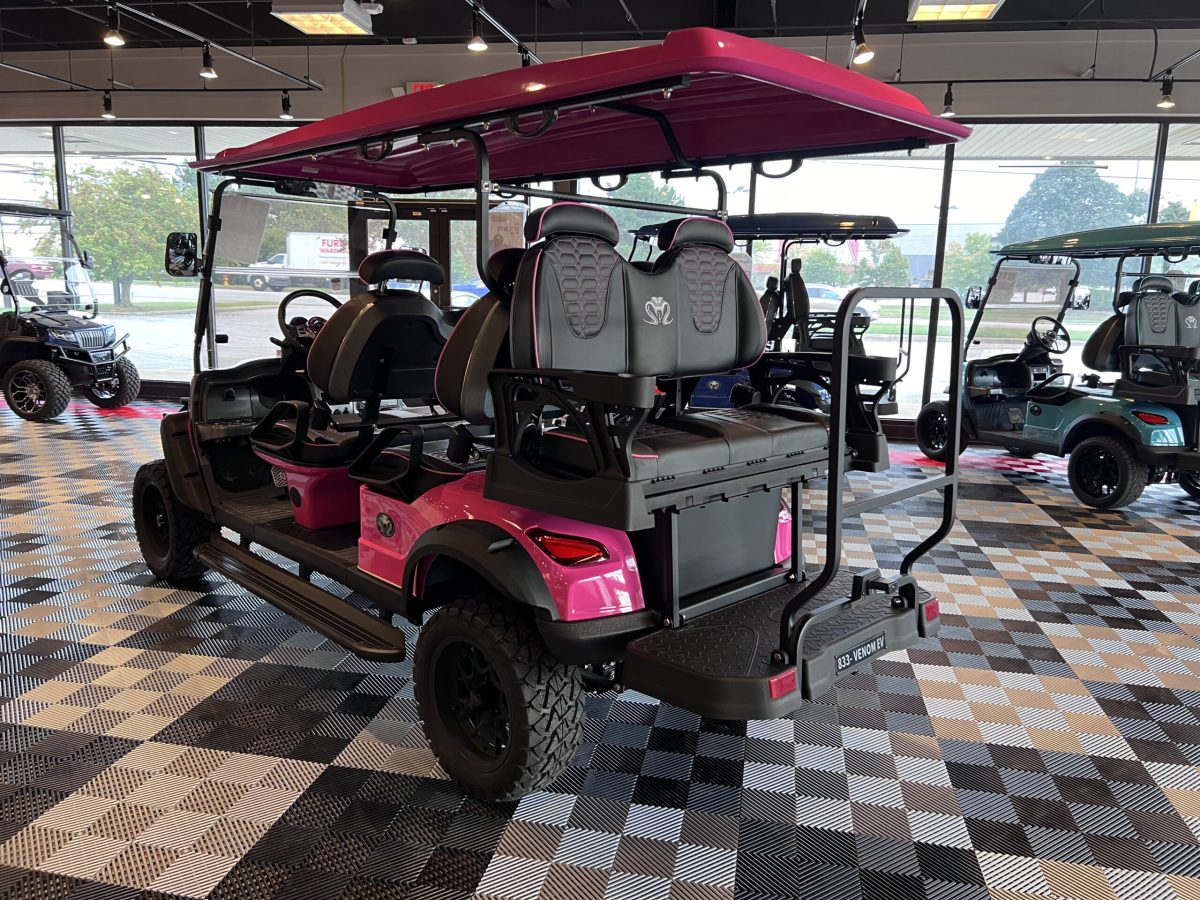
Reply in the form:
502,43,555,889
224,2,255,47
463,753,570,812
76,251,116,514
134,27,969,800
631,213,915,414
0,203,139,421
917,223,1200,509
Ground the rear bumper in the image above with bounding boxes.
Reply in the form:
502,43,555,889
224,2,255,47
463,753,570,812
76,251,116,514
543,574,940,720
1135,445,1200,470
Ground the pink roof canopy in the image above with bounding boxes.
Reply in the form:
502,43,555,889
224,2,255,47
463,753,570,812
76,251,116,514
195,28,971,191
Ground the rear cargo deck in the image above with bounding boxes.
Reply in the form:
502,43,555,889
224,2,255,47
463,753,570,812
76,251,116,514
622,569,936,719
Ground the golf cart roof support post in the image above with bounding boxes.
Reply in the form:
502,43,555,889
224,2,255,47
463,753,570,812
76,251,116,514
499,182,719,218
194,178,237,374
660,167,728,218
417,127,501,296
1057,259,1082,324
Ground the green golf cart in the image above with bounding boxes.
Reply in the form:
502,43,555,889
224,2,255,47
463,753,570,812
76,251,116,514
917,222,1200,509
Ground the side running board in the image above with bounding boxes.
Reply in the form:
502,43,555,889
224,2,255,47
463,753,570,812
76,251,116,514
195,538,406,661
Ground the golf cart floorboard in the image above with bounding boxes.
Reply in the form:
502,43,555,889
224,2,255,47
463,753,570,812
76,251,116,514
621,569,933,720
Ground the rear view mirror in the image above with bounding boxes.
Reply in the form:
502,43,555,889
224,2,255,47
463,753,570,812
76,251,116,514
82,250,95,270
165,232,199,278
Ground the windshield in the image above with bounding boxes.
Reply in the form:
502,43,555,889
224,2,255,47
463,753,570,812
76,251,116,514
0,213,99,316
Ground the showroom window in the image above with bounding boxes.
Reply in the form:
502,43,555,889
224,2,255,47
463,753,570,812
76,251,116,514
946,122,1158,380
0,126,57,206
62,126,201,381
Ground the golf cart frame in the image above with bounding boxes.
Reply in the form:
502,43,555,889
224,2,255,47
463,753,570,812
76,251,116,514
919,222,1200,508
140,27,969,799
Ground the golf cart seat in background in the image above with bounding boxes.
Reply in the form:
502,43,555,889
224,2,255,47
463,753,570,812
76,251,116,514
1112,278,1200,403
251,249,455,469
785,260,867,355
1081,312,1125,373
488,203,829,530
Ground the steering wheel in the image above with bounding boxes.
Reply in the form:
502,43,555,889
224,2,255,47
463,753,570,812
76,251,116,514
1030,315,1071,354
275,289,341,353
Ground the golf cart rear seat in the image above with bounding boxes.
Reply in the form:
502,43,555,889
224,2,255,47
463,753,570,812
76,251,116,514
484,204,831,531
1112,274,1200,404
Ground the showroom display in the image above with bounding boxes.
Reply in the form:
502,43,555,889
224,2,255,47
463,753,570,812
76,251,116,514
916,222,1200,509
0,203,140,421
132,28,968,800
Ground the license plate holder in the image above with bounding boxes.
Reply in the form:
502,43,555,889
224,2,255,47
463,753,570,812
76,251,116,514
835,632,886,673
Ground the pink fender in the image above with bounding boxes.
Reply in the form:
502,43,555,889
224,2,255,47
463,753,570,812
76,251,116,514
358,472,645,621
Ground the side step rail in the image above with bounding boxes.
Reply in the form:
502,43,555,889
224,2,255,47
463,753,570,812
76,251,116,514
196,537,407,661
776,287,965,668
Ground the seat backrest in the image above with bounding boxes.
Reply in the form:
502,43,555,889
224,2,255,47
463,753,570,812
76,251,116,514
510,205,764,378
785,259,811,348
1081,313,1125,372
1125,287,1200,351
435,291,511,425
308,250,454,404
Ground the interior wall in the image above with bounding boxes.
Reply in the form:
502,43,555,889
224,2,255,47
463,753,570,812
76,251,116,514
0,27,1198,123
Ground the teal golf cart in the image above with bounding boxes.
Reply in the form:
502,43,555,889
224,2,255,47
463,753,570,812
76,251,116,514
917,222,1200,509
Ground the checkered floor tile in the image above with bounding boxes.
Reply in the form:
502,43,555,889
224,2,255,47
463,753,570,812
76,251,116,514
6,400,1200,899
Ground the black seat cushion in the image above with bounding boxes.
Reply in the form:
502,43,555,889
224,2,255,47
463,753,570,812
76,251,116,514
541,406,826,480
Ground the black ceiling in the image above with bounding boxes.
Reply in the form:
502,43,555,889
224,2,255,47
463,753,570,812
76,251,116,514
3,0,1199,52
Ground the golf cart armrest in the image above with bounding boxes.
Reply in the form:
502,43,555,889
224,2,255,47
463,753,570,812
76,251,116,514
488,368,657,408
348,424,426,495
249,400,310,454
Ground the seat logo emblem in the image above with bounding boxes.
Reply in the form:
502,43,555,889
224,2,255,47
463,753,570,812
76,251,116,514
1187,315,1198,330
644,296,673,326
376,513,395,538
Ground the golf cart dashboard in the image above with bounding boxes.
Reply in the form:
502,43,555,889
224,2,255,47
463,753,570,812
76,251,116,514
968,359,1062,397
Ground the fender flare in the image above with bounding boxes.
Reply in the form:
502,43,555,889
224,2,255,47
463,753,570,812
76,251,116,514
1062,411,1143,452
402,519,557,621
160,411,213,516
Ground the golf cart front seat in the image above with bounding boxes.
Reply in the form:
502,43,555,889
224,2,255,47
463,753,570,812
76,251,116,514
485,203,830,530
250,249,455,468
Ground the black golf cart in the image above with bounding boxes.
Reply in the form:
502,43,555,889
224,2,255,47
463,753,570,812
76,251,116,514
917,223,1200,509
133,28,969,800
0,203,139,421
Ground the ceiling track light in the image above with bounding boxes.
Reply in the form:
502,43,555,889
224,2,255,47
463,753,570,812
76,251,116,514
280,90,295,119
467,11,488,52
103,2,125,47
199,43,218,79
940,82,956,118
1158,74,1176,110
851,14,874,66
101,91,116,119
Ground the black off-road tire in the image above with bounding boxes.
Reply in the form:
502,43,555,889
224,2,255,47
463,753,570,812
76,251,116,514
415,594,584,801
83,357,141,409
2,359,72,421
133,460,214,581
1178,470,1200,500
915,400,967,462
1068,434,1148,510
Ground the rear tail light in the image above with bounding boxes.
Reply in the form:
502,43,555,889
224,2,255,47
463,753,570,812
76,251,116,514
527,529,609,566
768,667,797,699
1133,411,1171,426
924,598,940,622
